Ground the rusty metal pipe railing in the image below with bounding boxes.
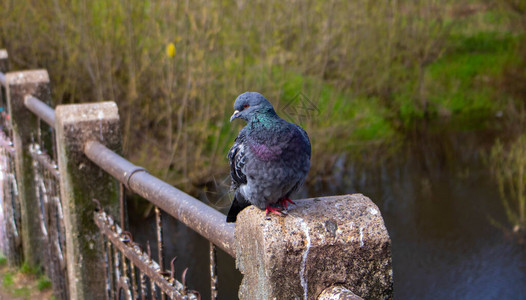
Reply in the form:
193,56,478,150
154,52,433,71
21,95,237,255
24,96,55,127
84,140,236,257
21,96,237,256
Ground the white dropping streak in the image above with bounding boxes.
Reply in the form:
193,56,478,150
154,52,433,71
98,111,104,141
359,227,364,247
298,218,311,300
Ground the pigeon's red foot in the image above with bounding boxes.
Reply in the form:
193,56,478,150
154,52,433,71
265,206,283,216
279,197,295,210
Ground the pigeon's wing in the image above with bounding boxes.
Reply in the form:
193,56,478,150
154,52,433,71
292,123,311,158
227,132,247,190
227,131,251,222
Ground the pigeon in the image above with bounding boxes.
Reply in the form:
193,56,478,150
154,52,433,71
226,92,311,222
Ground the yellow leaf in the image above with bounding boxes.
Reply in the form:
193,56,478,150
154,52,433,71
166,43,176,58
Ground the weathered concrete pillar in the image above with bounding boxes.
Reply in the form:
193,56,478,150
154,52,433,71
235,194,393,300
5,70,51,266
55,102,121,300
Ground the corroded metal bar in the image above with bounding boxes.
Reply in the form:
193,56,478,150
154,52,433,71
140,269,147,300
155,206,167,300
147,242,156,300
119,184,126,231
106,240,116,300
84,140,236,257
24,96,56,127
129,262,138,300
94,211,198,300
209,242,218,300
29,144,60,179
155,206,165,273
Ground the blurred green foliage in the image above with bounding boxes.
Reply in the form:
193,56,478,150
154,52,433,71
2,272,13,289
37,275,52,291
488,0,526,239
490,134,526,236
0,0,523,191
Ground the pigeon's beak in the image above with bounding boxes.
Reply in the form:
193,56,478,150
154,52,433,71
230,110,240,122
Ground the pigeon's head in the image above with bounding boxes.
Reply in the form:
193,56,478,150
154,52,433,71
230,92,277,122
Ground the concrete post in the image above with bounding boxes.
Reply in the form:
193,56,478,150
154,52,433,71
235,194,393,300
5,70,51,266
55,102,121,300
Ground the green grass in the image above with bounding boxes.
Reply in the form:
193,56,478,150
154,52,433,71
0,261,53,300
20,261,39,275
276,67,396,143
425,31,517,128
13,287,31,298
37,275,52,291
2,272,14,288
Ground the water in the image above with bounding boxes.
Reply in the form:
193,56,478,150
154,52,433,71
129,129,526,299
308,130,526,299
318,158,526,299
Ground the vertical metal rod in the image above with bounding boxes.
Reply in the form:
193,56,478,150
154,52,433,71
119,184,132,299
41,161,53,294
130,261,138,300
155,206,164,272
114,246,121,284
37,118,42,150
139,270,147,300
121,255,129,298
210,242,218,300
154,206,166,300
103,239,111,300
120,183,125,230
147,242,156,300
107,241,115,300
51,127,57,163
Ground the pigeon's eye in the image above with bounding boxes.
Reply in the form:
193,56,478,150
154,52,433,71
244,104,250,109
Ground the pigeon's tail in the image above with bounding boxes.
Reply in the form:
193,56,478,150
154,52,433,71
226,191,251,223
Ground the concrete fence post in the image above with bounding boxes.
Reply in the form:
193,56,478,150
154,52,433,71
235,194,393,300
5,70,51,266
55,102,121,300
